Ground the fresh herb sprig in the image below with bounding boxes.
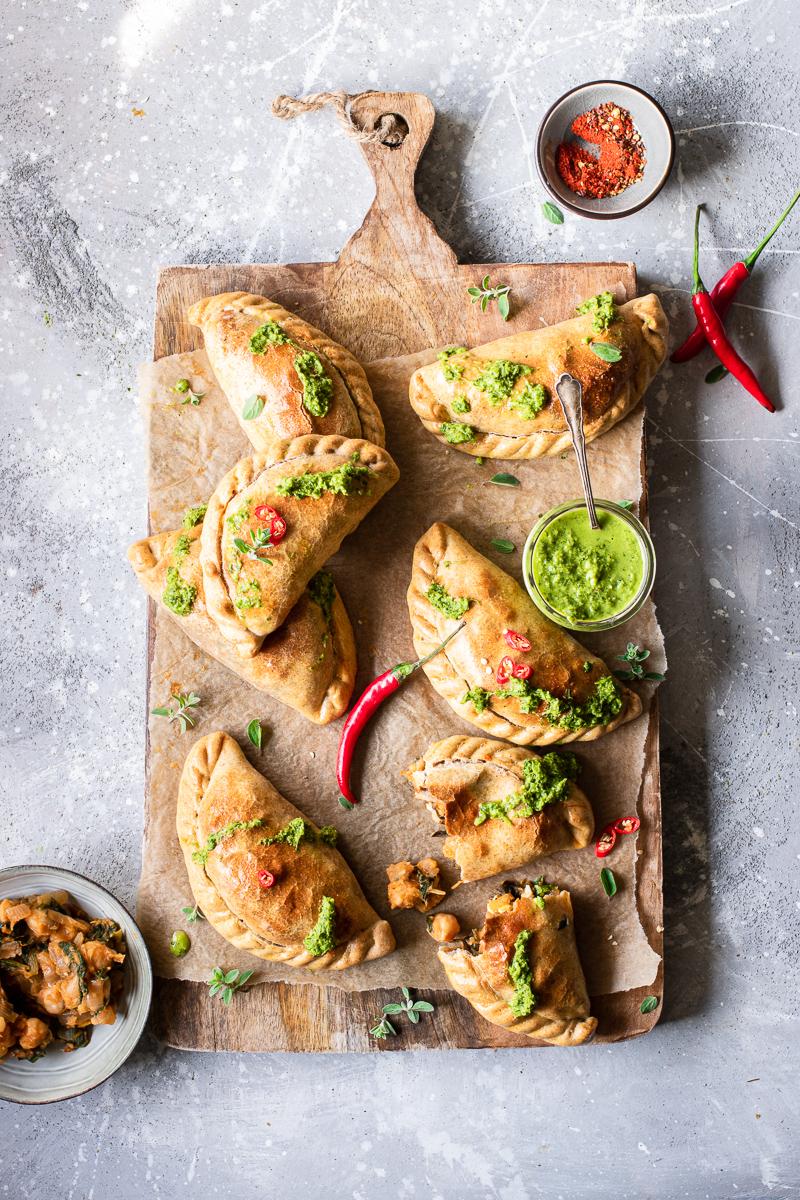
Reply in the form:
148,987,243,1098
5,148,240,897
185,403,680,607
181,904,204,924
615,643,665,683
152,691,201,732
381,986,435,1026
207,966,254,1005
172,378,205,406
369,1014,398,1040
233,526,274,563
467,275,512,321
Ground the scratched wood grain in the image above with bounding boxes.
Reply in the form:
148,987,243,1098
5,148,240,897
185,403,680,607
146,91,662,1051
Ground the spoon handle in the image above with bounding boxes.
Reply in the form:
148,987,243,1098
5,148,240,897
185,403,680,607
555,371,599,530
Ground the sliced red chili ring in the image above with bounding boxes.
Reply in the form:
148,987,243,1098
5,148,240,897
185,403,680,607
496,656,515,685
254,504,278,523
257,869,276,889
504,629,532,653
614,816,641,835
269,514,287,544
595,824,617,858
512,663,531,680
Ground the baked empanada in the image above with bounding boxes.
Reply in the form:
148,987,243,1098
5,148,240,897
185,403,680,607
403,736,594,881
128,522,355,724
178,732,395,970
408,294,667,459
408,523,640,745
188,291,385,452
201,435,399,657
438,878,597,1046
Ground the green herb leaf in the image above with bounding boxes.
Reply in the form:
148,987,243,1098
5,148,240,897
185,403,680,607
705,364,728,384
640,994,660,1014
151,691,201,733
467,276,512,320
411,1001,434,1013
247,718,263,749
600,867,617,898
369,1014,397,1039
489,473,520,487
382,1003,404,1015
338,794,355,810
490,538,515,554
242,394,265,421
181,904,204,923
542,200,564,225
206,966,253,1003
589,342,623,363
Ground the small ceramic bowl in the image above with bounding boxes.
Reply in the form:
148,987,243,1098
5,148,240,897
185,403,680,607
0,865,152,1104
536,80,674,220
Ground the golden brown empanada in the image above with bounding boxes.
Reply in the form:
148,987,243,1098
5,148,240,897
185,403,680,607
408,294,667,459
438,878,597,1046
177,732,396,970
403,736,594,881
128,523,356,724
188,291,385,452
407,523,640,745
201,435,399,657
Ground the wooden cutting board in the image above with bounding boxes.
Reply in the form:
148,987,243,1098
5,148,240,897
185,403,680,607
147,91,663,1051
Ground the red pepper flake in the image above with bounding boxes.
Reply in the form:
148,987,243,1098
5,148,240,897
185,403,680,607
614,816,641,835
257,869,276,889
496,656,516,685
556,102,646,200
595,824,617,858
504,629,532,653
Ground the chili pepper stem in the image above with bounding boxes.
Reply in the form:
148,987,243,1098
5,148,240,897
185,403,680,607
691,204,705,294
411,620,466,671
744,187,800,272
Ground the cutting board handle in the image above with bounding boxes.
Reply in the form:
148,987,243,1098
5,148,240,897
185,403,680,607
338,91,458,275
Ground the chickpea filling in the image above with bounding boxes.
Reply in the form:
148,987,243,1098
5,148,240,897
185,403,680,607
0,891,127,1061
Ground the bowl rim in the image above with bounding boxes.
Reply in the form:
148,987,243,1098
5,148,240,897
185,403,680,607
535,79,675,221
0,863,153,1105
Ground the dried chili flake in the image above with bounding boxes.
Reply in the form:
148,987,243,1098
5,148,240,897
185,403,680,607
556,102,645,200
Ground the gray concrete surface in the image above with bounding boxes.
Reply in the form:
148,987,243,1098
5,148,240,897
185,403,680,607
1,1,798,1196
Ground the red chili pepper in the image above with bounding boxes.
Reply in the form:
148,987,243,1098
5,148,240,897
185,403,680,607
254,503,287,545
258,869,276,889
496,656,515,685
614,816,641,835
336,620,466,806
254,504,277,522
595,824,617,858
690,207,775,413
512,663,531,680
504,629,532,653
671,189,800,363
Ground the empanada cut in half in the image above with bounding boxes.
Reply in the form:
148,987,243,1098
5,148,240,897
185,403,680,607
178,732,395,970
408,523,641,745
128,522,356,725
409,294,667,459
201,435,399,657
188,291,385,452
403,736,594,882
438,878,597,1046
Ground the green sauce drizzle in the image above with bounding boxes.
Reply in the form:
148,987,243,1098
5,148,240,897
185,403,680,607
304,896,337,957
182,504,207,528
440,421,476,444
250,321,291,352
461,686,492,714
426,582,471,620
234,578,262,611
275,456,370,500
510,381,547,419
496,674,623,731
293,350,333,418
438,347,468,381
192,818,264,866
307,570,335,623
576,291,618,332
163,566,196,616
451,394,471,414
508,930,536,1017
173,533,192,565
474,752,579,825
473,359,531,405
260,817,338,851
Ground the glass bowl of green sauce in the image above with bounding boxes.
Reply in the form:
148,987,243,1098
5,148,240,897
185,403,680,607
523,499,655,632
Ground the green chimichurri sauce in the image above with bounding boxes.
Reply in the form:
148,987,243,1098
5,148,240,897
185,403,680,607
532,507,644,622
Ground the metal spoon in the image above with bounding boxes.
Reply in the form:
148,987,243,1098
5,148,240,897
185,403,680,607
555,371,599,530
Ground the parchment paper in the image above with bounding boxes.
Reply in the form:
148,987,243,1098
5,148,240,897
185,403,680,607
136,348,664,995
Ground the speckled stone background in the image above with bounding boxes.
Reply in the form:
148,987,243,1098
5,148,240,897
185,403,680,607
1,1,798,1196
